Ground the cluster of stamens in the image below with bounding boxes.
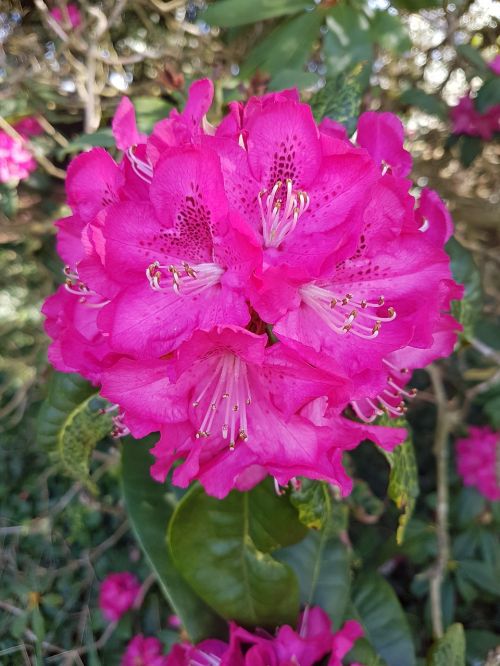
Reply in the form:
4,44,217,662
258,178,310,248
126,146,153,184
63,266,109,307
146,261,223,296
351,359,417,422
193,354,251,451
300,284,396,339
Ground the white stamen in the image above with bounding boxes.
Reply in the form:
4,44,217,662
193,354,251,449
300,283,396,340
418,218,430,232
146,261,223,296
126,147,153,184
351,363,416,423
259,179,310,248
63,266,110,308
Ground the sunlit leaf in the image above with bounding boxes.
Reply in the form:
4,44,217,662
37,372,112,491
310,64,366,135
427,623,465,666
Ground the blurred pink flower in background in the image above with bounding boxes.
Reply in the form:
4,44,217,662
99,572,141,622
0,116,42,184
50,3,82,28
450,94,500,140
456,426,500,501
122,635,168,666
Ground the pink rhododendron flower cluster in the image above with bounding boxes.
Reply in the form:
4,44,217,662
0,116,41,184
99,571,141,622
42,79,462,498
456,426,500,501
165,607,363,665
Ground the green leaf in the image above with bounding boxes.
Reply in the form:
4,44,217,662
465,629,500,665
121,437,224,642
446,237,482,341
241,11,323,78
37,372,112,491
476,77,500,113
349,479,385,523
203,0,313,28
352,573,416,666
58,129,115,157
324,6,373,76
277,532,350,629
168,481,305,626
390,0,442,8
310,64,366,135
381,425,419,545
459,134,482,168
400,89,447,119
484,395,500,429
369,10,411,54
268,70,319,91
133,97,173,133
0,182,19,218
456,44,488,75
457,560,500,597
290,478,348,535
427,623,465,666
347,637,388,666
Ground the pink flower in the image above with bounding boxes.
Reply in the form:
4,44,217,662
0,131,36,183
50,3,82,28
450,94,500,140
456,426,500,501
122,635,168,666
13,117,43,138
165,608,363,666
489,55,500,76
42,80,461,497
99,572,141,622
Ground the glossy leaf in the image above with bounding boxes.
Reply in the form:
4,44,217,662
268,70,319,91
37,372,112,491
277,531,350,629
168,481,306,626
121,436,224,642
427,623,465,666
203,0,313,28
352,573,416,666
381,425,419,545
310,64,365,136
241,11,323,78
446,237,482,341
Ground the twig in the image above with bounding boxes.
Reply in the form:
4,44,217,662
427,364,452,639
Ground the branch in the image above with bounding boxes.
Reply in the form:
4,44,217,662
427,364,452,639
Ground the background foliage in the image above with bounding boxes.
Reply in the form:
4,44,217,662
0,0,499,664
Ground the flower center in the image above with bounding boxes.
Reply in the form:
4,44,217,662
351,358,416,422
146,261,224,295
258,178,310,248
300,283,396,339
193,353,251,450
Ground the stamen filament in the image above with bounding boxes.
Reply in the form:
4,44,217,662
259,179,310,247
